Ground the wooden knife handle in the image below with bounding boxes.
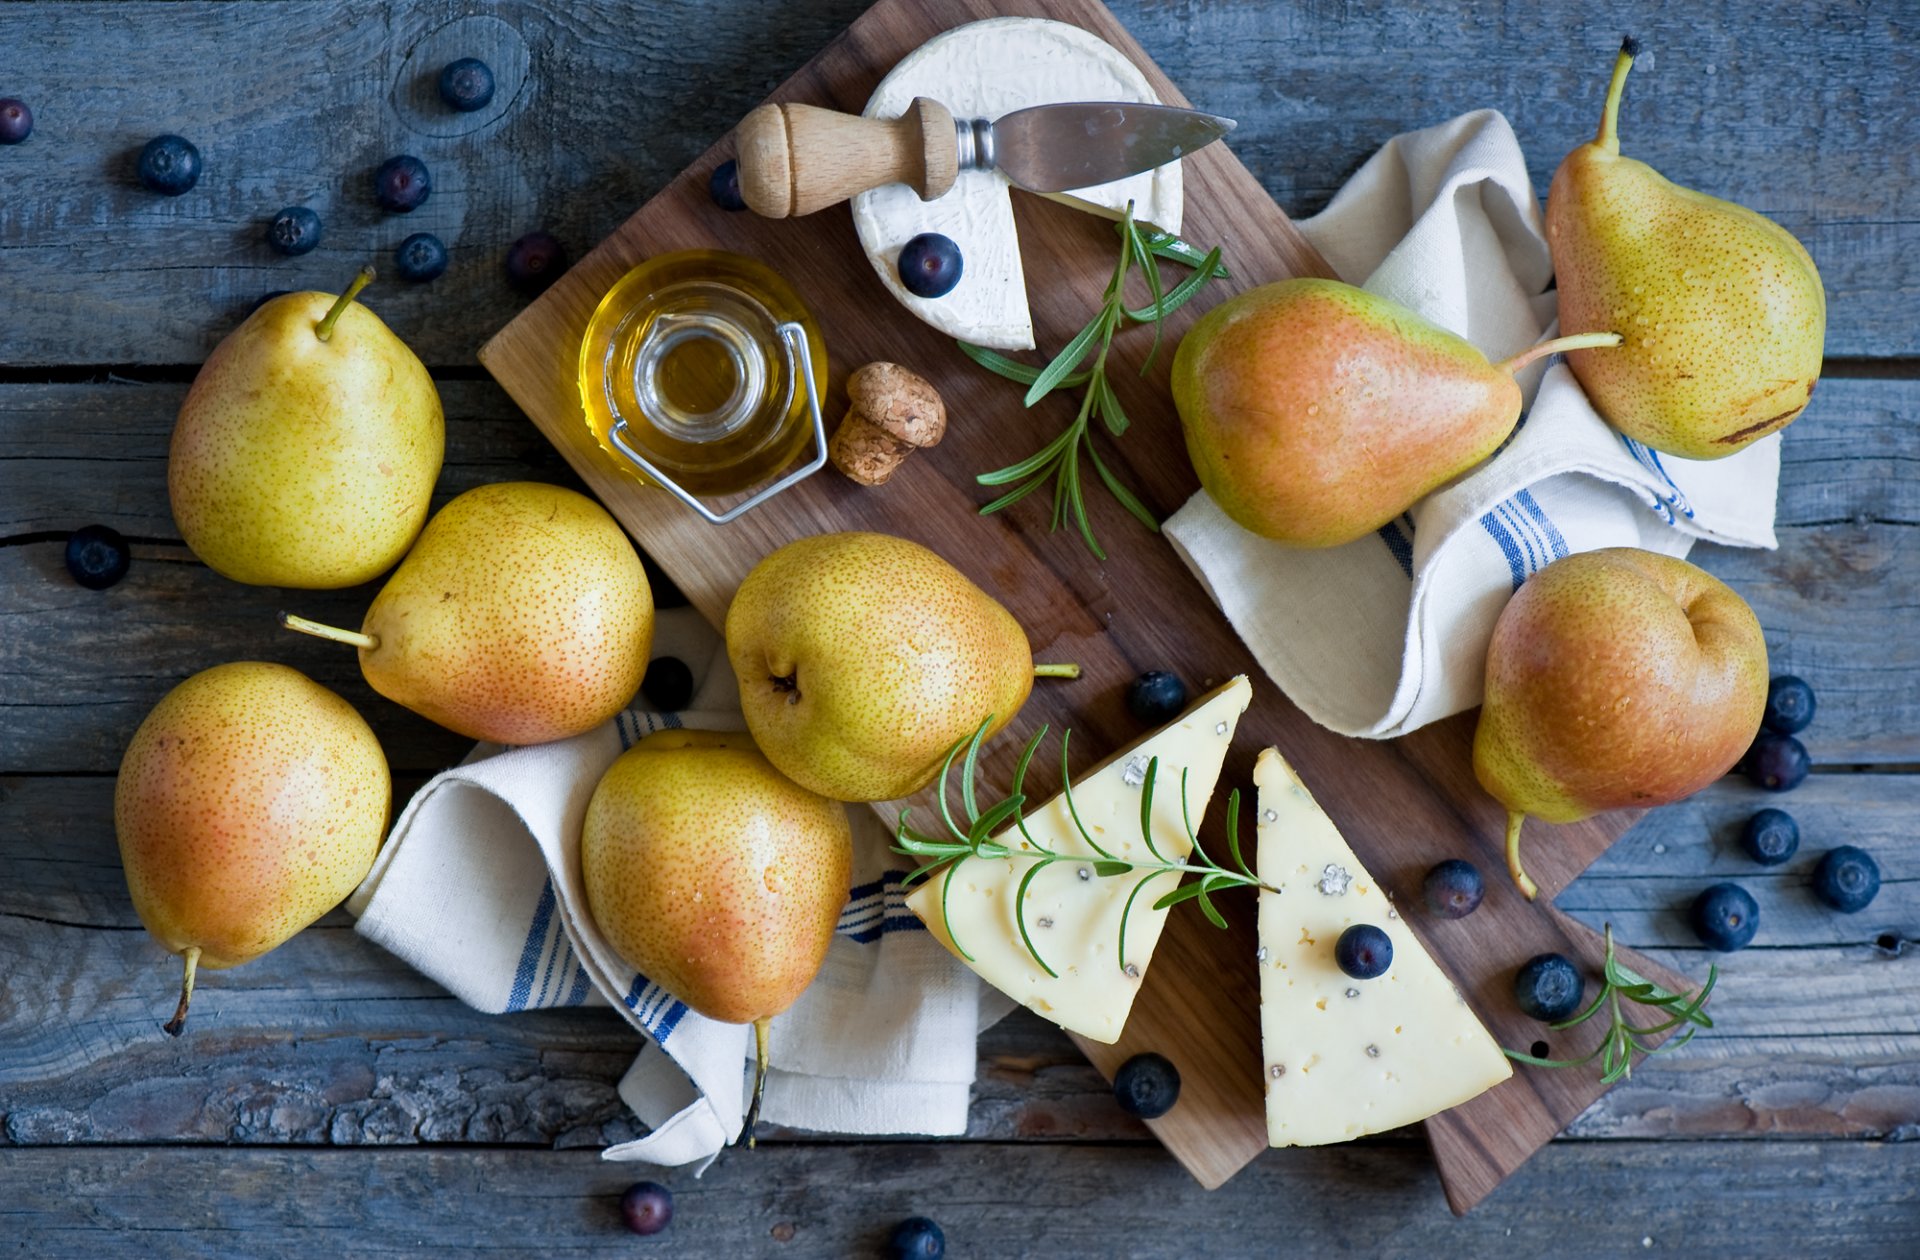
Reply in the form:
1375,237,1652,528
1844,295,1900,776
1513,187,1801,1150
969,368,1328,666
735,98,958,218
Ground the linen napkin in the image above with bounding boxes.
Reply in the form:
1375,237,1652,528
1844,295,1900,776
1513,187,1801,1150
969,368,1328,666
348,608,990,1168
1164,110,1781,739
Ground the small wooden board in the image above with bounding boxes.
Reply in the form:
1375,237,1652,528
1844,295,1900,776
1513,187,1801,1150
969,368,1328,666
479,0,1687,1213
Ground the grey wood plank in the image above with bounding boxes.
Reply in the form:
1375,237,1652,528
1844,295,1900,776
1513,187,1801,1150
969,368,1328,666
4,1142,1918,1258
0,0,1912,365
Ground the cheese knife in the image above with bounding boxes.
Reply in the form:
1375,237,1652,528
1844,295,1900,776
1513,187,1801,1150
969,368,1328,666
734,97,1235,218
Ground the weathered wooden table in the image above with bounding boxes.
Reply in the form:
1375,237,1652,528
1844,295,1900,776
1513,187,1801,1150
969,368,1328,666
3,2,1915,1255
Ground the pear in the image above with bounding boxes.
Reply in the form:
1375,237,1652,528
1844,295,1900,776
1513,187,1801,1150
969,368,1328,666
1547,38,1826,458
1474,548,1768,899
170,268,444,588
115,661,390,1035
282,482,653,745
582,729,852,1139
725,531,1074,802
1173,278,1619,547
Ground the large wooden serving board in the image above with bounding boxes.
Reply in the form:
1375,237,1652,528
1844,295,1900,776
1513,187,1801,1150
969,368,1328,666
480,0,1691,1214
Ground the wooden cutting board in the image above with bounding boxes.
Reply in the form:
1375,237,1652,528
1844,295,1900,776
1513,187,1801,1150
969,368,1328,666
479,0,1693,1214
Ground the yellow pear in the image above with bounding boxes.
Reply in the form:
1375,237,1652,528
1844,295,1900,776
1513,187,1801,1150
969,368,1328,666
582,729,852,1138
115,661,390,1035
1474,548,1768,898
724,531,1073,802
1174,278,1619,547
282,482,654,745
169,269,444,587
1547,38,1827,458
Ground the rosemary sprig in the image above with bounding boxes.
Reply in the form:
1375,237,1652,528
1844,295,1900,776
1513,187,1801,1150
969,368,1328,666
1503,924,1718,1083
894,717,1271,977
961,204,1227,560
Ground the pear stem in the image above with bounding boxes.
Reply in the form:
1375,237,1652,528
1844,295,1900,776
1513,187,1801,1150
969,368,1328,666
744,1016,771,1149
1597,40,1638,153
315,266,376,342
279,611,379,651
1496,331,1624,377
1505,811,1540,902
162,946,200,1037
1032,663,1082,680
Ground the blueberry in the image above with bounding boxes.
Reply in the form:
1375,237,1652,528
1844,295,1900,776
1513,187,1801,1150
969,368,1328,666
618,1181,672,1236
641,656,694,712
1739,808,1800,866
1422,858,1485,919
897,232,963,298
886,1217,945,1260
65,525,130,590
373,154,431,212
438,57,495,112
708,159,747,212
1124,670,1187,725
136,134,200,195
266,206,322,256
394,232,447,282
1112,1051,1180,1119
1691,882,1760,952
1762,675,1816,734
1744,732,1810,791
0,98,31,145
505,231,566,294
1812,846,1881,914
1334,924,1392,980
1513,952,1584,1021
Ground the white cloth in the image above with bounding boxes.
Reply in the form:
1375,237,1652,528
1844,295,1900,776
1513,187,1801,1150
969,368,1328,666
1165,110,1780,739
349,608,992,1169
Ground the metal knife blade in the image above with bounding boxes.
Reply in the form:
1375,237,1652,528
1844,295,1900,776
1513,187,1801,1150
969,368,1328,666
984,101,1235,194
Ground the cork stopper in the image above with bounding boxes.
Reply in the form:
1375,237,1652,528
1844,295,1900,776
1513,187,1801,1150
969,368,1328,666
828,361,947,486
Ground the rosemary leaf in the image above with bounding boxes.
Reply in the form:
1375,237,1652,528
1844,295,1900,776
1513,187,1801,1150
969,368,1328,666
1014,859,1059,979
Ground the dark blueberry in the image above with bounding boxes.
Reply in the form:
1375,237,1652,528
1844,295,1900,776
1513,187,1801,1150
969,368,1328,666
618,1181,672,1236
1739,808,1800,866
1513,952,1584,1021
1124,670,1187,725
641,656,695,712
1691,882,1760,952
136,134,200,195
249,290,292,315
1744,732,1810,791
438,57,495,112
394,232,448,282
1762,675,1817,734
886,1217,945,1260
373,154,431,212
897,232,963,299
0,98,31,145
708,159,747,212
266,206,322,256
1112,1051,1181,1119
505,230,566,294
1334,924,1392,980
65,525,130,590
1812,846,1881,914
1422,858,1486,919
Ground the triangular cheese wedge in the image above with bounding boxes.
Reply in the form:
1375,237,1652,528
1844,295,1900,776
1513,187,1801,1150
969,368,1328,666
1254,747,1511,1145
906,676,1251,1043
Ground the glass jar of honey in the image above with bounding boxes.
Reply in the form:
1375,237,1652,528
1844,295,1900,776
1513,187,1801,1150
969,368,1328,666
579,249,827,522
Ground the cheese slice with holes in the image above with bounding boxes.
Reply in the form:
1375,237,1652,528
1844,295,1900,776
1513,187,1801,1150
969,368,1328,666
904,676,1250,1043
1254,747,1511,1145
852,16,1184,350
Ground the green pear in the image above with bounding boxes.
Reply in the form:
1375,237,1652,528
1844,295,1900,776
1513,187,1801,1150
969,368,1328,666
115,661,390,1035
1173,278,1619,547
1547,38,1827,458
724,531,1074,802
282,482,654,746
1474,548,1768,899
582,729,852,1139
169,268,444,588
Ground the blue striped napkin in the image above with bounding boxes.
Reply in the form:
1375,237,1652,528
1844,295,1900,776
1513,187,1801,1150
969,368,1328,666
1165,110,1780,739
